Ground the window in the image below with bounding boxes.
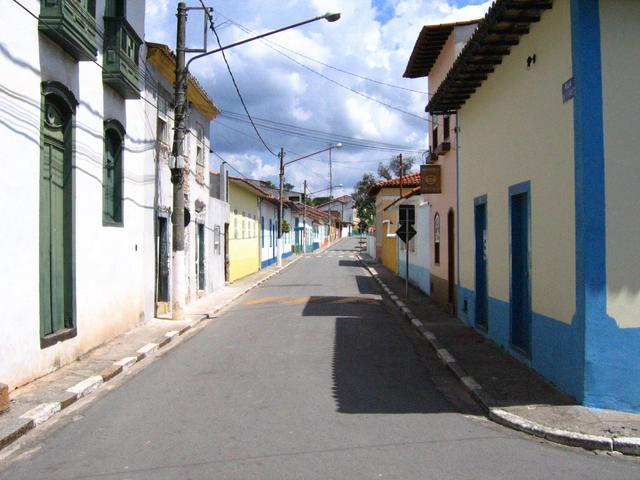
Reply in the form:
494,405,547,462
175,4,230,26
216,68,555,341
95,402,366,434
234,209,238,239
242,211,246,239
40,82,78,346
261,216,265,247
434,213,441,265
103,119,125,225
214,225,221,255
157,117,168,146
105,0,125,17
195,123,205,166
444,115,450,140
432,124,438,149
269,219,273,247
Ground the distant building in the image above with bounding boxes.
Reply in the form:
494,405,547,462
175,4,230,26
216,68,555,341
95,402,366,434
316,195,357,237
369,174,421,274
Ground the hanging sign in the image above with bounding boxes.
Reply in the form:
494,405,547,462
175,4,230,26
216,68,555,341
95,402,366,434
420,164,441,194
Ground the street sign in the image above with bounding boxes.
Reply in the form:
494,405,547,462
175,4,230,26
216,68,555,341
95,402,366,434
396,223,416,243
420,164,442,194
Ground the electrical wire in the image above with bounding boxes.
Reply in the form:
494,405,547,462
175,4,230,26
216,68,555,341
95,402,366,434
213,10,431,96
218,113,426,153
211,11,432,122
200,1,278,157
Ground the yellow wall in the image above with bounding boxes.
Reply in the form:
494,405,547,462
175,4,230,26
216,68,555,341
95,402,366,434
228,182,260,282
458,1,576,324
601,0,640,328
375,187,403,273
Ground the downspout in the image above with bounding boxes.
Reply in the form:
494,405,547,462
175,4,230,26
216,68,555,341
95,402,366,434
455,111,461,315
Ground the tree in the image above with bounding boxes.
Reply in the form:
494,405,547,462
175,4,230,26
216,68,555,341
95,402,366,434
283,182,295,191
262,180,276,189
377,155,416,179
352,172,377,227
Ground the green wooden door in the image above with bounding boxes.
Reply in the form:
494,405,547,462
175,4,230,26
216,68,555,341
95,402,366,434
41,99,73,337
197,223,205,290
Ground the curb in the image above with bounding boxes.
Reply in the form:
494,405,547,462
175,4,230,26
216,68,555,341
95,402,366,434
357,254,640,456
0,254,303,453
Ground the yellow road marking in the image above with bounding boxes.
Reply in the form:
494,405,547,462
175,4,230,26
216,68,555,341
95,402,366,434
245,296,283,305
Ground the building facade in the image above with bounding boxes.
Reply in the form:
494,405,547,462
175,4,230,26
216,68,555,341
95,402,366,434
145,42,226,314
370,174,421,274
404,20,478,309
427,0,640,412
0,0,154,388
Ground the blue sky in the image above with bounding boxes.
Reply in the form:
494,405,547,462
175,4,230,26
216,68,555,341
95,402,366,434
145,0,491,197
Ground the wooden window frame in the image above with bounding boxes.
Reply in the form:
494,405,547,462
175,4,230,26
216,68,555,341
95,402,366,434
103,119,125,227
40,81,78,348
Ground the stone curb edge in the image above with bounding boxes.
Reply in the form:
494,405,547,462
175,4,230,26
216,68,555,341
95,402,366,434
0,253,305,453
356,254,640,456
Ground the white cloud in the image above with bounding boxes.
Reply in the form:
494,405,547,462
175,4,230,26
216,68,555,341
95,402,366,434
147,0,491,193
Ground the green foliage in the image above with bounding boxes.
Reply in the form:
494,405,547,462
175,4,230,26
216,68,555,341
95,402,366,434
352,172,377,227
377,155,416,180
282,219,291,234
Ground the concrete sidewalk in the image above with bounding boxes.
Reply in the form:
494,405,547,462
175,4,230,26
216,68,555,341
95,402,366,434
0,252,306,454
357,250,640,456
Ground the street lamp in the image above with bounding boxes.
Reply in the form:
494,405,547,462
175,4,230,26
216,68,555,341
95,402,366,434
277,143,342,266
169,3,341,319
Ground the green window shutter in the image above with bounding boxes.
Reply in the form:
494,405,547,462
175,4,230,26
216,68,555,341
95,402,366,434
103,121,125,225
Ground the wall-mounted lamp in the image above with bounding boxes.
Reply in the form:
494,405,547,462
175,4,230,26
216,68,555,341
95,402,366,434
526,54,537,69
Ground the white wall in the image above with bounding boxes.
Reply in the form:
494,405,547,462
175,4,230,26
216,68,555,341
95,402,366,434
0,0,155,388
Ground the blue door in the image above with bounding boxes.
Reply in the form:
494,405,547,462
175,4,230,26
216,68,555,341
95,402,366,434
474,198,488,329
510,188,531,353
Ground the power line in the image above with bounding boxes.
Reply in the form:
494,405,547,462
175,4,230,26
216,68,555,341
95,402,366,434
201,1,278,157
218,111,427,153
211,11,433,122
214,10,431,96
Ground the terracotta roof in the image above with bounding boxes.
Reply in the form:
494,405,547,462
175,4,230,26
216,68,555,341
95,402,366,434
403,19,480,78
426,0,553,114
369,172,421,195
146,42,220,121
316,195,353,208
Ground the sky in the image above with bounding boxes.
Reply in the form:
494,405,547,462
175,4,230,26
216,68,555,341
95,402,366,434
145,0,492,198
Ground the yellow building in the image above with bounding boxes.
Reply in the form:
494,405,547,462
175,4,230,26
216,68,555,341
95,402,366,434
370,174,421,274
227,177,262,282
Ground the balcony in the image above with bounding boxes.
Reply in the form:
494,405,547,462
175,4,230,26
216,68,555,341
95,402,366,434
39,0,97,61
433,141,451,157
102,16,142,99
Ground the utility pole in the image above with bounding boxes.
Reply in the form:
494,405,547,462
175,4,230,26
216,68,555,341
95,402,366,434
329,148,333,242
170,2,188,320
399,153,403,198
277,147,285,266
303,180,307,255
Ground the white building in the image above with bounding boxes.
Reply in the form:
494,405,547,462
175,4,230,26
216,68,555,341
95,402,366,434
0,1,227,390
316,195,357,237
145,42,228,314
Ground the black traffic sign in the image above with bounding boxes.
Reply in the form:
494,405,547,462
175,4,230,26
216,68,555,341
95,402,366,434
396,222,416,243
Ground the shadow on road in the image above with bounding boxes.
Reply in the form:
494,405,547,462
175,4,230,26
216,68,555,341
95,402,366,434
301,296,460,415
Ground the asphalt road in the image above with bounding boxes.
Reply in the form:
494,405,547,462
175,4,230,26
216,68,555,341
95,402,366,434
1,237,639,479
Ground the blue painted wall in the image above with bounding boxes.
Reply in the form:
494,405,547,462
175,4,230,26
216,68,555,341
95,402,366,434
571,0,640,412
458,286,584,400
